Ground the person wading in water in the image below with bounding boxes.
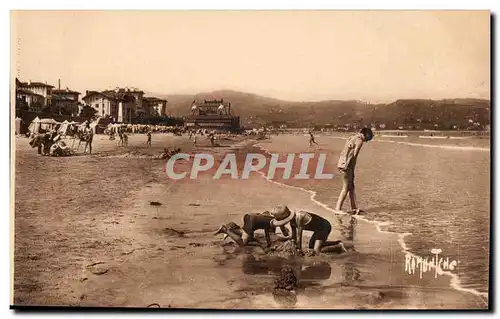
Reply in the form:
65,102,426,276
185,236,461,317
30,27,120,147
334,127,373,215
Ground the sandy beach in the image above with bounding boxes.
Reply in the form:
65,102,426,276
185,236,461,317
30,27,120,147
12,133,488,309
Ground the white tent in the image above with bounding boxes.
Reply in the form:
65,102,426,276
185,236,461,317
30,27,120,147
28,116,41,134
39,118,60,131
58,120,70,136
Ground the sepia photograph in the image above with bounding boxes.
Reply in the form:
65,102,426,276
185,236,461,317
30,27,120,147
10,10,491,310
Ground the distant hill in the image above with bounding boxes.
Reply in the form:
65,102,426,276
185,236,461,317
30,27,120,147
147,90,490,130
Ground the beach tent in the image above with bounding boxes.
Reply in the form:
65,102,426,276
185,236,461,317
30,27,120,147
39,118,60,131
107,123,126,134
15,117,22,135
58,120,70,136
28,116,41,134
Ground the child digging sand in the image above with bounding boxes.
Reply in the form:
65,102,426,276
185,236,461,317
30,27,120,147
214,208,294,248
272,205,347,254
215,205,347,255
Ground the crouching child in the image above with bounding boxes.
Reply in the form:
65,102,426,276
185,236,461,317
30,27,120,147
214,208,294,248
271,206,347,254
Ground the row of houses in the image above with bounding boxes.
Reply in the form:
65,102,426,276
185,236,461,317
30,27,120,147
15,78,168,123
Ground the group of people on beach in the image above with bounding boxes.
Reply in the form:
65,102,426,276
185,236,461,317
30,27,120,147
215,205,347,254
189,129,221,146
29,121,95,156
214,127,374,254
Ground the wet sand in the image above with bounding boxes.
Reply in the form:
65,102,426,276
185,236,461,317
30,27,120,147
12,133,487,309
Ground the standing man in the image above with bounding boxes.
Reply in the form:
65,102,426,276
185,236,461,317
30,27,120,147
334,127,373,214
83,122,94,155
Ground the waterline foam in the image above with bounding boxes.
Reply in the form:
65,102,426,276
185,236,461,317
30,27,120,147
255,141,489,304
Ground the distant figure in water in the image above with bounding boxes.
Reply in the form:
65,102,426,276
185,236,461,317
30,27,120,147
214,207,294,248
273,206,347,254
309,131,319,146
147,131,152,147
334,127,373,214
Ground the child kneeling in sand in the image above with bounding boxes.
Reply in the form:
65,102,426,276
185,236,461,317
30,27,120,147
272,206,347,254
214,208,294,248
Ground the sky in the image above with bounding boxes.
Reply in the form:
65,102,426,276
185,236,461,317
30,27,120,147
11,10,490,102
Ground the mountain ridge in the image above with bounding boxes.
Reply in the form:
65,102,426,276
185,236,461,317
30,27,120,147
145,89,490,129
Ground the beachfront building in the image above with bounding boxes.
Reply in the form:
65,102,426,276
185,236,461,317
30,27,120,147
143,97,168,116
82,87,144,123
15,78,54,109
52,87,81,116
101,87,145,119
16,88,45,112
185,99,240,131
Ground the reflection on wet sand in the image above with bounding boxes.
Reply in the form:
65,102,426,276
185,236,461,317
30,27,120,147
272,288,297,307
242,255,332,281
301,262,332,281
231,215,363,307
335,215,362,287
342,261,362,286
241,255,336,307
336,214,357,241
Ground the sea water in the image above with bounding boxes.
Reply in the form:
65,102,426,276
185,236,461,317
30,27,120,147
256,134,490,295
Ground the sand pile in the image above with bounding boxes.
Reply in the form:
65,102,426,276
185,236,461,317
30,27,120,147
273,266,297,291
267,240,301,258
